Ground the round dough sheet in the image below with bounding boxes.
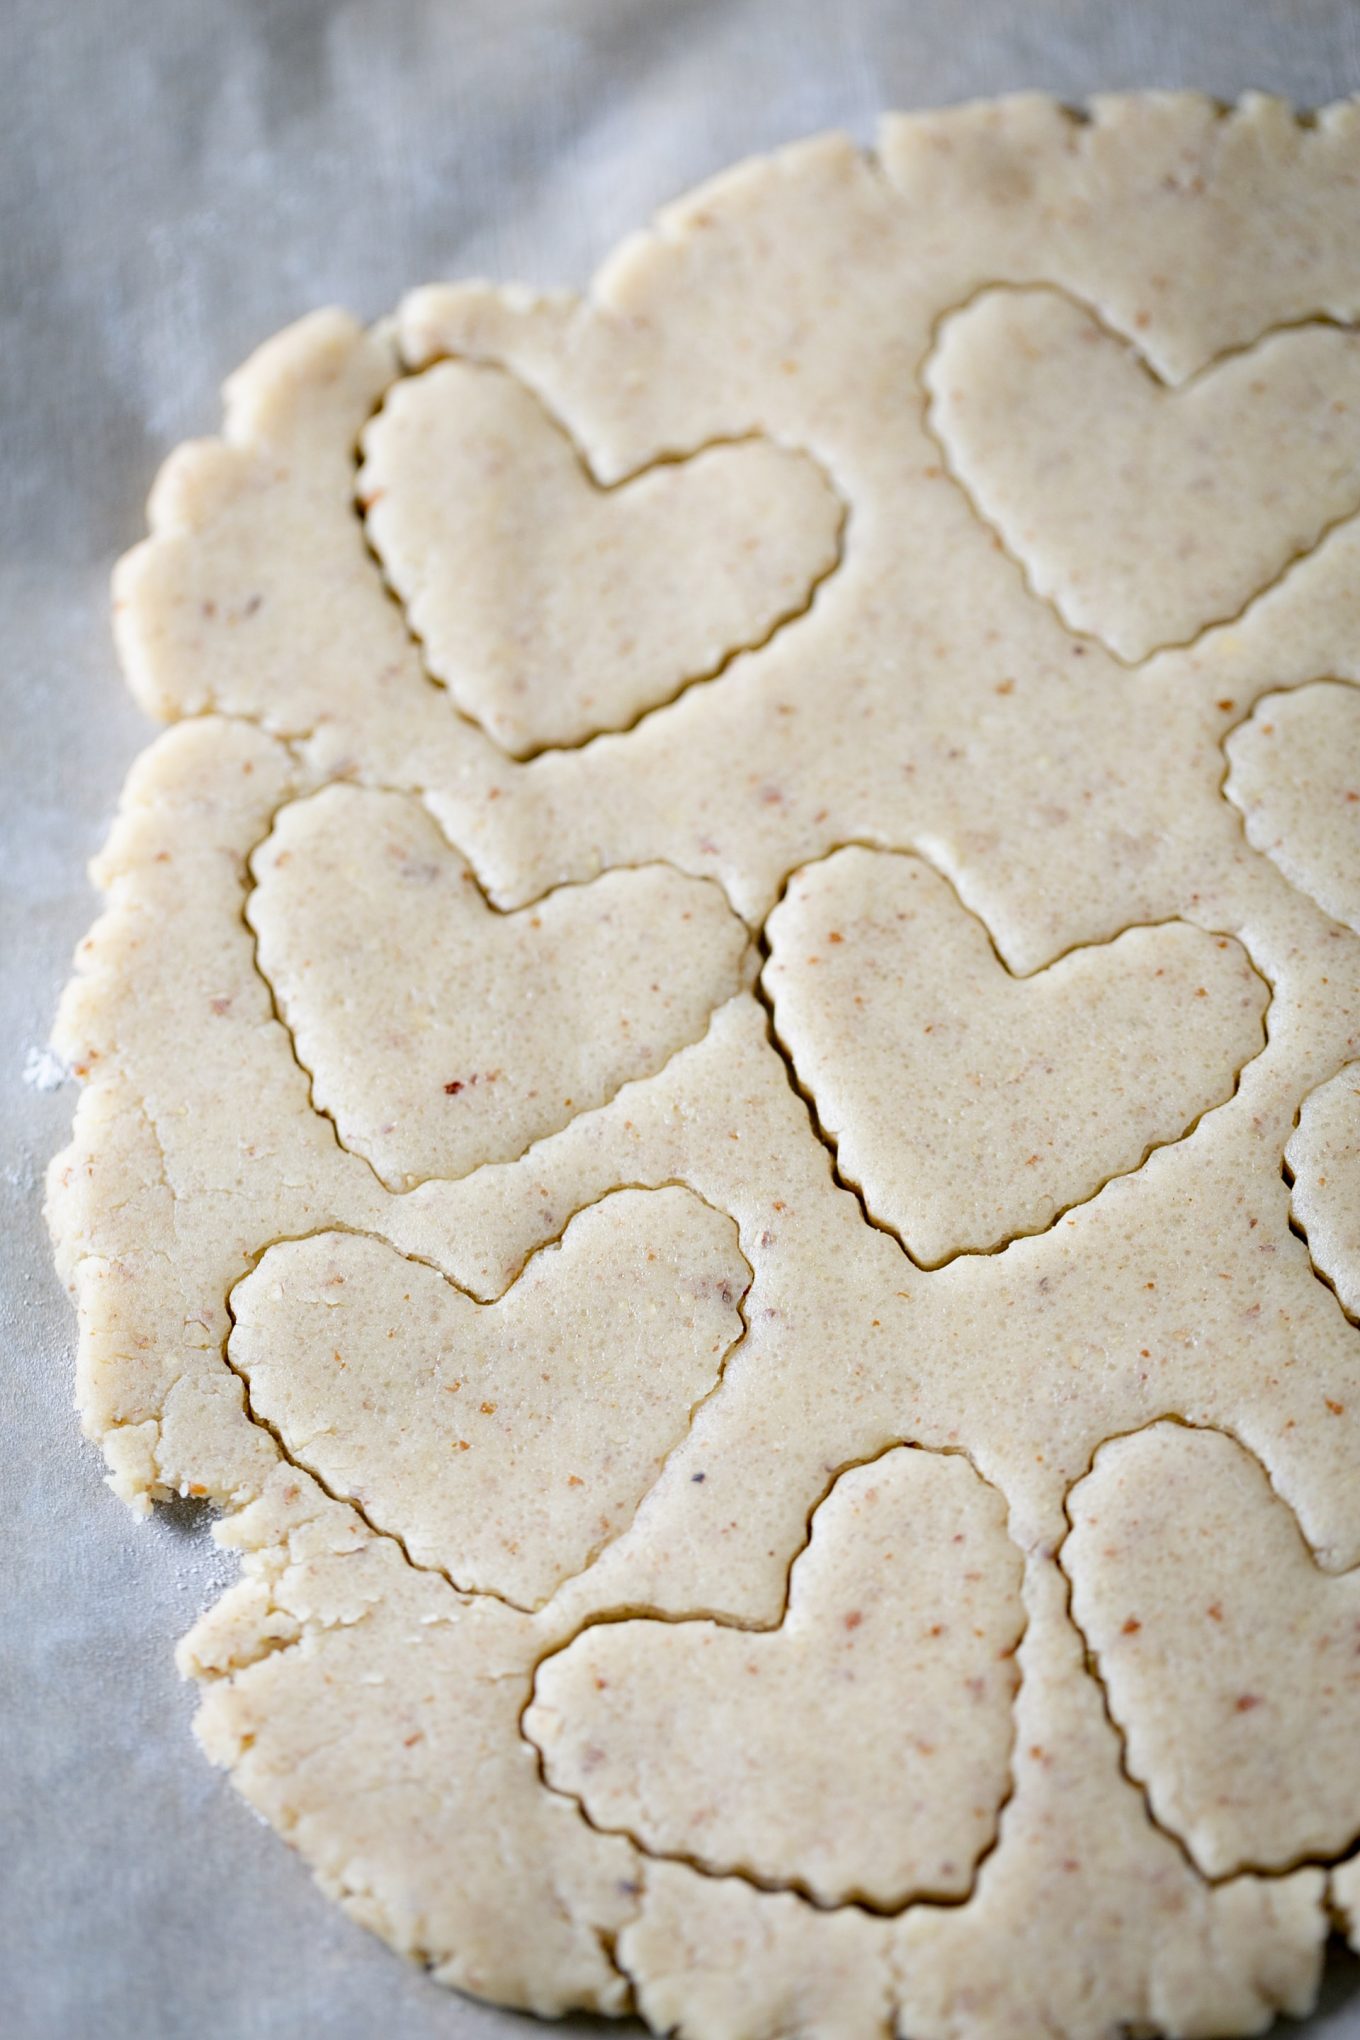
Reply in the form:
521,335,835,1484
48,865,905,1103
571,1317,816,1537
48,91,1360,2039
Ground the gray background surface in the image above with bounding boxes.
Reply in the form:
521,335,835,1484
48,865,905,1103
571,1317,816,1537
5,2,1360,2035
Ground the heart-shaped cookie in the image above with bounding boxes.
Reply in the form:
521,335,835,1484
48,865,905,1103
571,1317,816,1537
763,848,1267,1265
1226,683,1360,933
248,785,751,1190
230,1187,749,1609
927,287,1360,661
359,360,843,756
1063,1420,1360,1877
526,1446,1024,1909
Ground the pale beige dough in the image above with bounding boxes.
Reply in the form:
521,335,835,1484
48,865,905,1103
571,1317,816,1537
528,1446,1023,1908
764,847,1268,1264
360,358,842,755
46,91,1360,2040
179,1467,643,2017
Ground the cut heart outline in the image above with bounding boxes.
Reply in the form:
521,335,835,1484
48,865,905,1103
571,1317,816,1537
227,1186,752,1611
524,1442,1026,1912
359,358,845,757
761,845,1270,1268
925,285,1360,663
246,783,753,1192
1061,1418,1360,1880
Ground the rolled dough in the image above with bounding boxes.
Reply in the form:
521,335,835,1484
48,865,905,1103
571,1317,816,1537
49,91,1360,2038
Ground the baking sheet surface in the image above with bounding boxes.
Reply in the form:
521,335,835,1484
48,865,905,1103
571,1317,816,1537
6,3,1360,2033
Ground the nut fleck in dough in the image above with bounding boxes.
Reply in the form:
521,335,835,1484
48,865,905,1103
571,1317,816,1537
47,92,1360,2040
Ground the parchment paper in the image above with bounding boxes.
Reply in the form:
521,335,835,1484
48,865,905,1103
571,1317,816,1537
5,3,1360,2033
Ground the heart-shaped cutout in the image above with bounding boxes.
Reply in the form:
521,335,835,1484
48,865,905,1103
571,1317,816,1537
763,849,1267,1265
526,1446,1024,1909
359,360,843,756
248,785,751,1190
1226,683,1360,934
1063,1420,1360,1876
926,287,1360,661
230,1187,749,1609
